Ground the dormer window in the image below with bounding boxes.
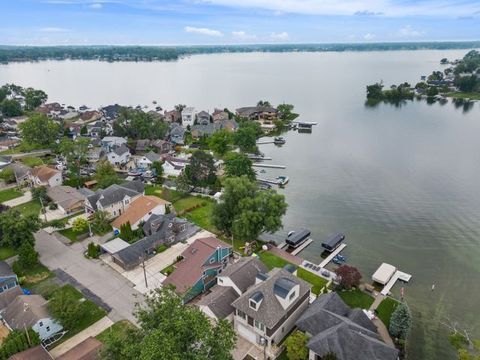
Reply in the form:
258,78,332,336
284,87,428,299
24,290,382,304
289,291,296,301
249,291,264,311
249,300,257,310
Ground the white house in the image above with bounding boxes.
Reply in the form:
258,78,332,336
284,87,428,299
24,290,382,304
107,144,131,167
101,136,127,151
181,107,197,128
29,166,63,187
162,156,189,177
137,151,161,169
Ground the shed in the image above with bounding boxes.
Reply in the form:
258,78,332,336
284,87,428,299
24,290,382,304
372,263,397,285
100,238,130,255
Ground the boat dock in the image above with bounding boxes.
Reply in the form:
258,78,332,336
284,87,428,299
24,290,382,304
277,238,313,256
318,243,347,268
380,270,412,296
256,141,275,145
248,156,272,160
253,163,286,169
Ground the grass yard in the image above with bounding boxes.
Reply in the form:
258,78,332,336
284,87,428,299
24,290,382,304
13,200,42,217
16,262,53,288
160,263,176,276
0,246,16,260
58,228,88,243
0,188,23,203
376,296,400,329
174,196,205,213
297,267,328,295
338,288,374,310
185,201,217,233
257,251,292,270
20,156,44,167
96,320,136,343
445,92,480,100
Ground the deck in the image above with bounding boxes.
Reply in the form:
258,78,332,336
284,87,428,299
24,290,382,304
276,239,313,255
380,270,412,296
318,243,347,268
252,163,286,169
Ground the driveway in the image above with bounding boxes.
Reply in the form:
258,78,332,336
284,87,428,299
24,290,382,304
34,230,143,324
3,190,31,207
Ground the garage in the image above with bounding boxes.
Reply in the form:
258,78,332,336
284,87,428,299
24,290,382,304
237,323,257,344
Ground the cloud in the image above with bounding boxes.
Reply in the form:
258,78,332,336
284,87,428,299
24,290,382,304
354,10,383,16
363,33,375,40
397,25,424,38
90,3,102,9
270,31,289,41
39,27,70,32
232,31,257,40
184,26,223,36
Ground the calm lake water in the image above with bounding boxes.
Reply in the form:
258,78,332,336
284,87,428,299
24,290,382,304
1,50,479,359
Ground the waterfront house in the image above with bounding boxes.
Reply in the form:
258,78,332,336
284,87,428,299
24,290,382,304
181,107,197,128
137,151,161,168
220,119,239,132
197,257,268,322
236,106,278,121
191,122,222,139
100,104,121,121
79,110,101,123
212,108,229,122
1,295,63,341
84,181,144,218
107,144,131,167
0,261,23,311
197,111,211,125
162,237,232,302
29,166,62,187
231,267,311,357
151,139,174,154
47,186,86,214
111,213,199,270
111,195,171,231
101,136,127,151
169,123,186,145
164,109,181,123
296,293,399,360
87,148,105,163
162,155,189,177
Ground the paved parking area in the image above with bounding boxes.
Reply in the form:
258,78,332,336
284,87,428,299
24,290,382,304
101,230,215,294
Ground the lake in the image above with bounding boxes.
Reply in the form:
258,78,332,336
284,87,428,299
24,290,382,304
1,50,479,359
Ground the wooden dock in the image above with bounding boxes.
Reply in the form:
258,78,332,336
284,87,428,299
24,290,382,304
253,163,286,169
318,244,347,268
256,141,275,145
380,270,412,296
276,239,313,256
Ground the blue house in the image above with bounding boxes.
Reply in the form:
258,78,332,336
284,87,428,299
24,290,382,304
0,261,22,310
163,237,232,303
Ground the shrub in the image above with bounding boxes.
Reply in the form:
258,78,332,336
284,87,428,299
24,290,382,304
0,329,40,359
0,167,16,183
334,265,362,290
87,242,101,259
72,217,89,233
48,202,58,210
157,244,168,253
17,242,38,269
389,302,412,340
285,330,309,360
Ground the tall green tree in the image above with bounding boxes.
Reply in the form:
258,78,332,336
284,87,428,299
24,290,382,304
183,151,217,188
17,242,39,269
101,287,236,360
257,100,271,107
19,114,60,147
224,152,255,180
389,302,412,340
0,99,22,117
208,129,233,156
212,176,287,241
48,287,87,330
285,330,309,360
234,123,259,153
95,160,120,188
114,108,169,140
24,88,47,110
0,209,40,249
277,103,296,121
58,137,90,187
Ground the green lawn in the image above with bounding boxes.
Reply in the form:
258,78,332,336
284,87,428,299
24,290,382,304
376,296,400,329
13,200,42,217
96,320,136,343
297,267,328,295
185,201,217,233
16,262,53,288
0,246,16,260
445,92,480,100
58,228,88,243
174,196,205,213
338,288,375,309
20,156,44,167
257,251,292,270
161,264,176,276
0,188,23,203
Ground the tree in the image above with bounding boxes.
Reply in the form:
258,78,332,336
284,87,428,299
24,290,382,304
58,137,90,187
212,176,287,241
257,100,271,107
456,75,479,93
174,104,186,112
17,242,39,269
366,83,384,100
24,88,47,110
208,129,233,156
90,210,111,234
285,330,309,360
277,103,295,122
80,125,88,135
114,108,169,140
0,99,22,117
101,286,237,360
0,209,40,249
95,160,120,188
19,114,60,147
334,265,361,289
224,152,255,180
120,222,135,243
72,217,89,233
0,329,40,359
32,186,48,204
234,123,259,153
48,287,86,330
183,151,217,188
151,161,163,179
0,167,16,183
389,302,412,340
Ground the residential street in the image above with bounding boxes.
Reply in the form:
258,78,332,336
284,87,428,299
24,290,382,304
34,230,143,324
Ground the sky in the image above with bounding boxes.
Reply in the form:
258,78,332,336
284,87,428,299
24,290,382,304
0,0,480,45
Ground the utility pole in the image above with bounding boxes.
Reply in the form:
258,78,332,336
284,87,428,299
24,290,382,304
39,196,48,222
141,251,148,289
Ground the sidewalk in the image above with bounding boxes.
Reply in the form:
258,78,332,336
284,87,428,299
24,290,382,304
49,316,114,358
3,190,31,207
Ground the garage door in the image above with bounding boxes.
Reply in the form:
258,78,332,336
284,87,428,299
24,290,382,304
237,323,257,344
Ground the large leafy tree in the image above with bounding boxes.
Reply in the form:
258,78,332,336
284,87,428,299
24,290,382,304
114,108,169,140
0,209,40,249
19,113,60,147
101,287,237,360
0,99,22,117
224,152,255,180
233,121,260,153
183,151,217,188
389,302,412,340
212,176,287,241
277,103,296,122
95,160,120,188
24,88,47,110
58,137,90,187
208,129,233,156
48,287,87,330
334,265,362,290
285,330,309,360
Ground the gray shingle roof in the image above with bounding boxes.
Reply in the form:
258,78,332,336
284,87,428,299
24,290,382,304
113,144,130,156
220,257,268,294
274,277,297,299
296,293,398,360
197,286,238,319
86,181,144,210
231,268,311,329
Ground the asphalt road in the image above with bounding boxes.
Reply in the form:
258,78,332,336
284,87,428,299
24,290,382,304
34,230,143,324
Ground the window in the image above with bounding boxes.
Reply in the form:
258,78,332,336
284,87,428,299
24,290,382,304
289,291,296,301
218,278,223,284
39,321,43,327
237,310,247,321
209,258,215,264
46,326,50,332
249,300,257,310
254,320,265,332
